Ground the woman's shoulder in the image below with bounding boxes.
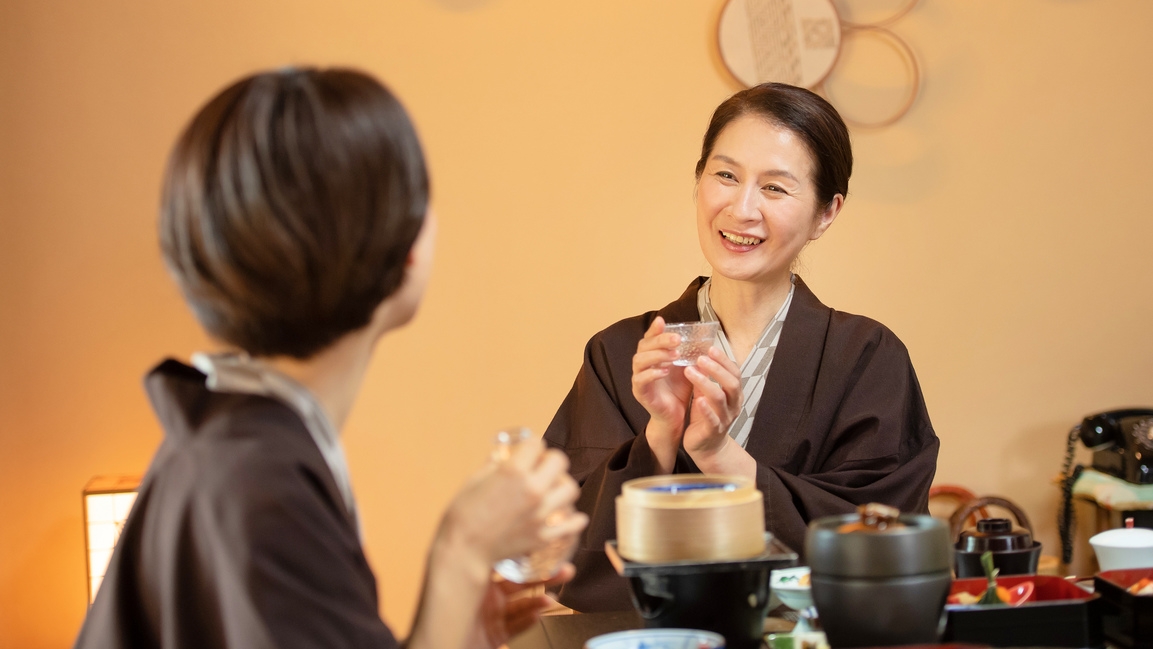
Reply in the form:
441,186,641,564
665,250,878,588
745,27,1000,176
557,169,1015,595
827,309,911,359
144,362,343,520
148,417,328,516
792,279,912,360
826,306,903,340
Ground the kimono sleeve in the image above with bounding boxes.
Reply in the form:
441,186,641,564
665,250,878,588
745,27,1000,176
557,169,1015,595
755,323,940,557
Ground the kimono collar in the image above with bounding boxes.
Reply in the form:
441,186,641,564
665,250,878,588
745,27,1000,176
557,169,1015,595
190,351,358,524
697,276,795,448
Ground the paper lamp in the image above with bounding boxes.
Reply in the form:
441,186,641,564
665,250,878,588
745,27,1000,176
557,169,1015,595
82,476,139,603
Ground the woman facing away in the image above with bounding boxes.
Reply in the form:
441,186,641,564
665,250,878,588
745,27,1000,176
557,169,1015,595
544,83,940,612
74,67,587,649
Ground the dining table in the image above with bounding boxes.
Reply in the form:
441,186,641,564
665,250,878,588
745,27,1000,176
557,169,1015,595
508,610,643,649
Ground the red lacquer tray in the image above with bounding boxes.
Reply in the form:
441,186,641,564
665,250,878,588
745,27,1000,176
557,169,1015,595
942,575,1102,648
1095,568,1153,649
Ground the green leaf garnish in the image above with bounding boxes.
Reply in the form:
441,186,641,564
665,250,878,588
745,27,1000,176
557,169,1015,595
977,550,1004,605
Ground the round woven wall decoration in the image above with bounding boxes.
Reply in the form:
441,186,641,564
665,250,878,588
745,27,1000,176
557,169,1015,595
717,0,921,128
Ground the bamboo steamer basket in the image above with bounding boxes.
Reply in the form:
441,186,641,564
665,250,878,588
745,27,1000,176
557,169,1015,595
615,474,765,563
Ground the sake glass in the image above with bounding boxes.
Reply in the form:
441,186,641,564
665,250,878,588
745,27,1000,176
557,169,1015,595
664,321,721,366
491,427,576,583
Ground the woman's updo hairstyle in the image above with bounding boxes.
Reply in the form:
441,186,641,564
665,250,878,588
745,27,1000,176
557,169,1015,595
695,83,852,210
160,67,428,359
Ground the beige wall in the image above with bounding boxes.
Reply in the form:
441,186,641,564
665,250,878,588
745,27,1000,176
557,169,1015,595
3,0,1152,646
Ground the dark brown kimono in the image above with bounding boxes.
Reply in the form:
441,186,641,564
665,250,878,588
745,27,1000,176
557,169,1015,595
544,277,940,612
74,360,400,649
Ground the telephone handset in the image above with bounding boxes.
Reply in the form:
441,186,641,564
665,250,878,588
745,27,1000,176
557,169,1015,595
1058,408,1153,564
1076,408,1153,483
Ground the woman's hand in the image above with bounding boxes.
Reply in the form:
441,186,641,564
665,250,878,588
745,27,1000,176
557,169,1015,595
408,441,587,649
470,565,575,649
440,441,587,568
681,346,746,470
631,317,694,472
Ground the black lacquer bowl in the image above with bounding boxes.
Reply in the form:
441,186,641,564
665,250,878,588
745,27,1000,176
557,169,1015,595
954,517,1041,578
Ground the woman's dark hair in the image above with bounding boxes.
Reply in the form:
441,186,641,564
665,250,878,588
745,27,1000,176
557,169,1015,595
160,67,428,359
695,83,852,209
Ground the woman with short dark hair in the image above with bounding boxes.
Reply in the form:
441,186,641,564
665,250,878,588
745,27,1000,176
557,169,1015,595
74,67,587,649
544,83,939,612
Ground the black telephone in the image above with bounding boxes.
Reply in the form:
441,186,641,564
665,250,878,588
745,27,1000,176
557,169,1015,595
1058,408,1153,564
1075,408,1153,483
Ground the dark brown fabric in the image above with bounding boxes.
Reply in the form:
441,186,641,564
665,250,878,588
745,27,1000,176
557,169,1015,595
544,277,939,612
74,360,400,649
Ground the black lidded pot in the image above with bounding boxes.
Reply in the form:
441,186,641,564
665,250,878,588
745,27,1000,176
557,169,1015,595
949,496,1042,578
954,517,1041,578
806,513,953,649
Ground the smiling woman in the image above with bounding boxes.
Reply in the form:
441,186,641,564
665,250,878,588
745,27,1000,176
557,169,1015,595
542,83,940,613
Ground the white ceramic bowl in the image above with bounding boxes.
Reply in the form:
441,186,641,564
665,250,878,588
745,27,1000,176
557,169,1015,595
1090,527,1153,571
585,629,725,649
770,566,813,612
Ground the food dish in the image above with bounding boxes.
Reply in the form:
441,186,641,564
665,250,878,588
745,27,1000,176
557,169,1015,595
771,566,813,612
585,629,725,649
765,630,828,649
946,580,1034,606
943,575,1101,647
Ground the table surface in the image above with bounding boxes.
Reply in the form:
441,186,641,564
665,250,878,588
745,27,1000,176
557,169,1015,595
508,611,643,649
505,611,1100,649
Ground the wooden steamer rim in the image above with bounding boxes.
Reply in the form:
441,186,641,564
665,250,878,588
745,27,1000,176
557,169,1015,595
616,475,766,563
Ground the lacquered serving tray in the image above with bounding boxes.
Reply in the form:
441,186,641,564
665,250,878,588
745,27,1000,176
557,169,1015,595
1095,568,1153,649
943,575,1102,648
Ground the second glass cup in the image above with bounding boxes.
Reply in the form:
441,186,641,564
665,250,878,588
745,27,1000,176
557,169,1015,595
491,427,577,583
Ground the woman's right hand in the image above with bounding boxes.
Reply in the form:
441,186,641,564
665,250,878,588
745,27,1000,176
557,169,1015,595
411,442,586,649
437,439,587,570
631,316,693,473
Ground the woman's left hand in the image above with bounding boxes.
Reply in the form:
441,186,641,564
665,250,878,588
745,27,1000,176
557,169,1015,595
680,346,743,462
472,565,575,649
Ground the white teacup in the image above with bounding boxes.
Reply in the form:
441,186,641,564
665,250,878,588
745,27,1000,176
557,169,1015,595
1090,527,1153,571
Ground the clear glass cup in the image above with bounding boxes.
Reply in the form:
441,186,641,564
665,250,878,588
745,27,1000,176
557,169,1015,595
664,321,721,366
491,426,576,583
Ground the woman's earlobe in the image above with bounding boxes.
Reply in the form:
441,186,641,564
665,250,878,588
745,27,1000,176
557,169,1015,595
827,194,845,220
811,194,844,240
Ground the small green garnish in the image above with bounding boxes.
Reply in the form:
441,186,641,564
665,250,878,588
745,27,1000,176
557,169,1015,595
977,551,1004,605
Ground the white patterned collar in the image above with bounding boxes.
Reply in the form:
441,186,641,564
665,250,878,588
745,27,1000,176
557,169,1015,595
696,276,795,448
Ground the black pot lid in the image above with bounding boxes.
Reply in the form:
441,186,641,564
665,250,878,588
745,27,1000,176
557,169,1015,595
805,514,952,577
956,518,1033,552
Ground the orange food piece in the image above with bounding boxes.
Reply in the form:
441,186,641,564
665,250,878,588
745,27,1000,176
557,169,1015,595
1129,578,1153,595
